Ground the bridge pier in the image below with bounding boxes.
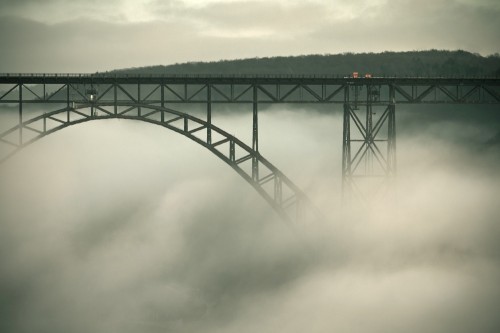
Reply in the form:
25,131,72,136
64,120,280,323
137,81,141,117
342,85,351,201
252,85,259,181
66,84,70,123
18,84,22,145
207,84,212,145
341,83,397,203
114,82,118,115
388,85,397,177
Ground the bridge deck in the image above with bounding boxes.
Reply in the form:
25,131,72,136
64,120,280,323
0,73,499,85
1,74,499,105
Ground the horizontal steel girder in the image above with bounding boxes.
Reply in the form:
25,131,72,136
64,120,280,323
0,77,499,104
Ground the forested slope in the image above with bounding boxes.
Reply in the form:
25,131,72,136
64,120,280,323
113,50,500,77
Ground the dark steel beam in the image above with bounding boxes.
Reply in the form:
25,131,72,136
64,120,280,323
19,84,22,145
252,84,259,181
207,84,212,144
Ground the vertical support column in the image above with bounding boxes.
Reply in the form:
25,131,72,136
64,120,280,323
365,84,374,173
137,81,141,117
353,84,359,110
387,84,397,177
230,140,235,162
114,83,118,115
207,83,212,144
90,83,94,118
341,85,351,201
66,84,70,123
19,84,22,145
252,84,259,181
274,176,282,205
160,82,165,122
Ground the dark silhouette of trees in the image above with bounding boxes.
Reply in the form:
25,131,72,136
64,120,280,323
115,50,500,77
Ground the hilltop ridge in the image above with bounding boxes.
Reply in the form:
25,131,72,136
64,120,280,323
113,50,500,77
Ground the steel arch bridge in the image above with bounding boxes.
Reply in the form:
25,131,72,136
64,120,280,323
1,74,499,221
0,102,313,223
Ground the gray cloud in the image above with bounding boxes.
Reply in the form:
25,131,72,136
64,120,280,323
0,0,499,72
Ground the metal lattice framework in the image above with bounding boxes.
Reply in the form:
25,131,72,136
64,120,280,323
0,104,315,223
1,74,499,217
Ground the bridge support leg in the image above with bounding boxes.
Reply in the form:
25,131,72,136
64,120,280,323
387,85,397,178
342,83,397,204
19,84,22,145
342,84,352,202
365,85,374,176
89,84,95,118
342,101,351,202
114,83,118,115
66,84,70,122
207,84,212,145
137,82,141,117
230,140,235,162
274,176,282,205
160,82,164,122
252,85,259,181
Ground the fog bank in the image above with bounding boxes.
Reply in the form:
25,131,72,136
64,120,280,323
0,106,499,332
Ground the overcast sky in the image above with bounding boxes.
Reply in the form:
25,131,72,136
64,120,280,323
0,0,499,72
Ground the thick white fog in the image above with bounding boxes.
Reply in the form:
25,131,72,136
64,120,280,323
0,106,499,333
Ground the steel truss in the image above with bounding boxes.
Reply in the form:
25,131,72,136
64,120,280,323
0,81,320,223
0,75,499,216
1,75,499,104
342,84,396,203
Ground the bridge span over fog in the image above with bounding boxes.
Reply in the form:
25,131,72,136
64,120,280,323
1,74,499,221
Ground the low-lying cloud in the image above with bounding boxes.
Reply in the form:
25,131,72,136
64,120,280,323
0,105,499,332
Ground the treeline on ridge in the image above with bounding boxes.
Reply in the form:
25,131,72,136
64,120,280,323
113,50,500,77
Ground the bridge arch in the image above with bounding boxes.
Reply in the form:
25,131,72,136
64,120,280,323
0,102,315,222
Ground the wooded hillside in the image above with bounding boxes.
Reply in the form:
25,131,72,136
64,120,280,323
113,50,500,77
